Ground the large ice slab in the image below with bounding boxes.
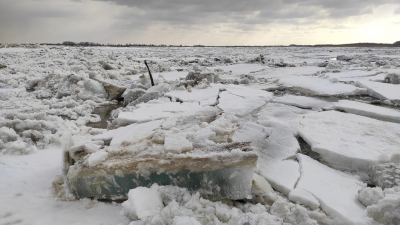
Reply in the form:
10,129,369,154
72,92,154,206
272,95,334,111
294,154,370,224
356,80,400,104
299,111,400,171
335,100,400,123
67,149,258,200
279,76,366,96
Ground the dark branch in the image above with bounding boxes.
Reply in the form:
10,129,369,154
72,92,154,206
144,60,155,86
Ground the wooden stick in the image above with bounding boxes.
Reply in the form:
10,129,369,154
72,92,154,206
144,60,155,86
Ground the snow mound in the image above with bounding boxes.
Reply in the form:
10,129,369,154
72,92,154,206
370,160,400,189
123,185,284,225
364,186,400,225
357,187,384,207
122,184,163,220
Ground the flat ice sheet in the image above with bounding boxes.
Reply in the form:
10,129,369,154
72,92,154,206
295,154,370,225
259,159,300,196
299,111,400,171
209,64,266,74
272,95,334,111
117,102,201,126
356,80,400,104
279,76,366,96
335,100,400,123
326,70,379,79
254,66,323,79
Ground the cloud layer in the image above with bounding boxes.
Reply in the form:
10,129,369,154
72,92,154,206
0,0,399,45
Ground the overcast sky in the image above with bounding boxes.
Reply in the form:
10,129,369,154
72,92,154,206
1,0,399,45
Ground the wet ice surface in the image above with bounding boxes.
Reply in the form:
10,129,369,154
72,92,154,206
1,45,400,225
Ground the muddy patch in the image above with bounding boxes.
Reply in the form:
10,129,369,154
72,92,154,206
87,104,122,129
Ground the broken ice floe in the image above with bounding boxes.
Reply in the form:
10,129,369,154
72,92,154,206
279,76,366,96
335,100,400,123
357,80,400,104
299,111,400,172
66,147,258,200
292,154,371,225
272,95,334,111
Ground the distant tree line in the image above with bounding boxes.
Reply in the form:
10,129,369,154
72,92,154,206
36,41,400,48
40,41,186,47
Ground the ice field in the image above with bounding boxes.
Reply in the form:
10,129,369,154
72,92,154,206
1,45,400,225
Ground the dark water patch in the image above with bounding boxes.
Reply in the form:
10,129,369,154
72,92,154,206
297,136,321,161
87,104,122,129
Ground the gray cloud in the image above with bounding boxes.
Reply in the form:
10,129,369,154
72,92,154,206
0,0,399,44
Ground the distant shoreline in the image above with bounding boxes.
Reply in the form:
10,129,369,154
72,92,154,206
1,42,399,48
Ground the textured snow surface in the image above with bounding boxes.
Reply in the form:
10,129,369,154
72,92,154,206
110,120,164,146
335,100,400,123
87,150,108,167
0,148,129,225
164,85,221,105
279,76,366,96
164,132,193,153
2,46,400,225
299,111,400,171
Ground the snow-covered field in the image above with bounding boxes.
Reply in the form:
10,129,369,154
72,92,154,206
1,45,400,225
